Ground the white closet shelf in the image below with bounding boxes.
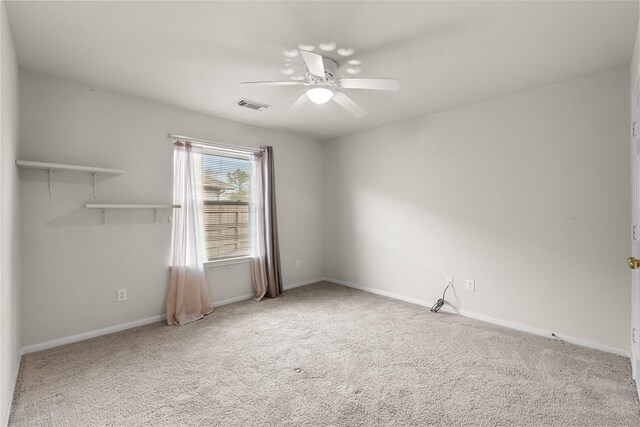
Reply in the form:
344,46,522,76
85,204,180,209
16,160,125,175
86,204,180,225
16,160,125,198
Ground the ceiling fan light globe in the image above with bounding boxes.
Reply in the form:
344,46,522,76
319,42,337,51
337,48,355,56
306,87,334,104
283,49,299,58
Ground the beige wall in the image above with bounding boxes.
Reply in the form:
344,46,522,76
12,39,635,387
18,70,324,348
323,67,631,352
0,1,21,423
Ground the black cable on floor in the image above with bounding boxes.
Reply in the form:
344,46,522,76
430,283,450,313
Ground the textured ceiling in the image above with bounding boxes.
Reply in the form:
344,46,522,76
6,1,639,140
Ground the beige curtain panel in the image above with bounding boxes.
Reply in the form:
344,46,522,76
251,146,283,301
167,142,214,325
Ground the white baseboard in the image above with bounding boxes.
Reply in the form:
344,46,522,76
455,307,629,357
212,293,254,307
25,276,622,362
328,277,435,307
214,277,325,306
21,314,167,355
20,278,325,356
283,278,324,290
326,277,630,358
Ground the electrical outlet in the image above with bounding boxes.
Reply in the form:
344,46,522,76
446,276,453,286
296,260,302,269
466,280,475,292
117,288,127,302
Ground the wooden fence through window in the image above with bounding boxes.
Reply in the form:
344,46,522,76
203,201,250,260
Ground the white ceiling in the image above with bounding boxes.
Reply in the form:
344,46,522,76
6,1,639,140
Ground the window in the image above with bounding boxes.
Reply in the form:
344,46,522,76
197,147,254,261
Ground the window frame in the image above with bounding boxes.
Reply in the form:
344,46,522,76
196,146,255,262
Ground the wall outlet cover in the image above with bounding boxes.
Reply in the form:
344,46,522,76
117,288,127,302
466,280,475,292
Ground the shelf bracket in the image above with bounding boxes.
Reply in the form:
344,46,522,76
92,172,99,199
101,208,107,225
154,208,159,224
48,168,54,197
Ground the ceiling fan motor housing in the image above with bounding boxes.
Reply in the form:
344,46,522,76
322,57,338,79
306,57,338,84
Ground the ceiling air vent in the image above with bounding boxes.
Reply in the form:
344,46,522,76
237,98,270,112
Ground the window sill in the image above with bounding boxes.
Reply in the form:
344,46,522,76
204,256,253,268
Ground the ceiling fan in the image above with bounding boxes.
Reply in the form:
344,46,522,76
240,50,399,117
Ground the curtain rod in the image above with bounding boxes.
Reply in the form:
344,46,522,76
167,134,264,155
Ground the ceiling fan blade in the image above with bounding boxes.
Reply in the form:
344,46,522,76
300,50,325,78
337,78,399,91
332,91,366,117
285,93,309,113
240,81,306,86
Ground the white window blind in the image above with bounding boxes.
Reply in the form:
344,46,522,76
197,147,253,261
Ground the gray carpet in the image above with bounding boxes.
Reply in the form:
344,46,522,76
9,281,640,426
